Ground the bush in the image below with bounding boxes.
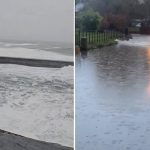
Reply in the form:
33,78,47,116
75,9,103,31
100,14,128,32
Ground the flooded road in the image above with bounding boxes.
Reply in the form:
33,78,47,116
76,35,150,150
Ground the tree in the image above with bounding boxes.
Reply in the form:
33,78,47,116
83,0,145,20
76,9,102,31
76,0,150,31
143,0,150,19
75,0,80,5
100,14,128,31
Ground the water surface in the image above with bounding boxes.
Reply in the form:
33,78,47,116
0,40,73,56
76,34,150,150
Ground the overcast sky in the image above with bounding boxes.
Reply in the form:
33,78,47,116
0,0,73,43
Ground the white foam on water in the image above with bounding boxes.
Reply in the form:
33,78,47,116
117,34,150,48
0,47,73,62
4,43,39,47
0,64,74,147
52,47,61,49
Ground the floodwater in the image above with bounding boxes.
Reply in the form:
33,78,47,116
76,34,150,150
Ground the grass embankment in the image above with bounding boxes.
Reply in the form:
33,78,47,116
88,39,118,49
75,31,119,49
128,27,140,34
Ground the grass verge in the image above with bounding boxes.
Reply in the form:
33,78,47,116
88,38,118,49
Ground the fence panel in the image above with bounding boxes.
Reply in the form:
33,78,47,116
75,30,123,46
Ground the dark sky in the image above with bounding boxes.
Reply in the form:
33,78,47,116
0,0,73,43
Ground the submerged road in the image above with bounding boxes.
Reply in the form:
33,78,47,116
76,34,150,150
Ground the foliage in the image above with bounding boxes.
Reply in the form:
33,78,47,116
81,0,149,20
76,9,103,31
75,0,81,5
100,14,128,31
76,0,150,33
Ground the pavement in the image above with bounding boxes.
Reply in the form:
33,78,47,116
0,130,73,150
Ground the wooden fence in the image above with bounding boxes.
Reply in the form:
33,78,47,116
75,30,124,46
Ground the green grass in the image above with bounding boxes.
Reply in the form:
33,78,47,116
88,38,118,49
128,27,140,33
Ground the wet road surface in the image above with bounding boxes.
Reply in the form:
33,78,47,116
76,34,150,150
0,130,73,150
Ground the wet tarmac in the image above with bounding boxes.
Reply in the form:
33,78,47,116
0,130,73,150
76,34,150,150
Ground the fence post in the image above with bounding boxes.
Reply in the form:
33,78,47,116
99,32,101,43
80,37,87,51
86,31,88,42
79,30,80,46
97,31,98,43
104,32,105,42
91,31,93,44
89,32,91,44
98,32,100,44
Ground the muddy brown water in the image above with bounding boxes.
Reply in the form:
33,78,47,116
76,35,150,150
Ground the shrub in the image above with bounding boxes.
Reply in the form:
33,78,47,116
76,9,103,31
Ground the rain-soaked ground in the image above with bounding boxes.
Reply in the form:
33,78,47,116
76,34,150,150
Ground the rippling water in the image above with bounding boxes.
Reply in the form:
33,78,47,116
0,64,73,147
76,35,150,150
0,40,73,56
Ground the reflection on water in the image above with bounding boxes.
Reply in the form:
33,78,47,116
146,48,150,96
76,35,150,150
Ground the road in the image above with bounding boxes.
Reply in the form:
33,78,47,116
76,34,150,150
